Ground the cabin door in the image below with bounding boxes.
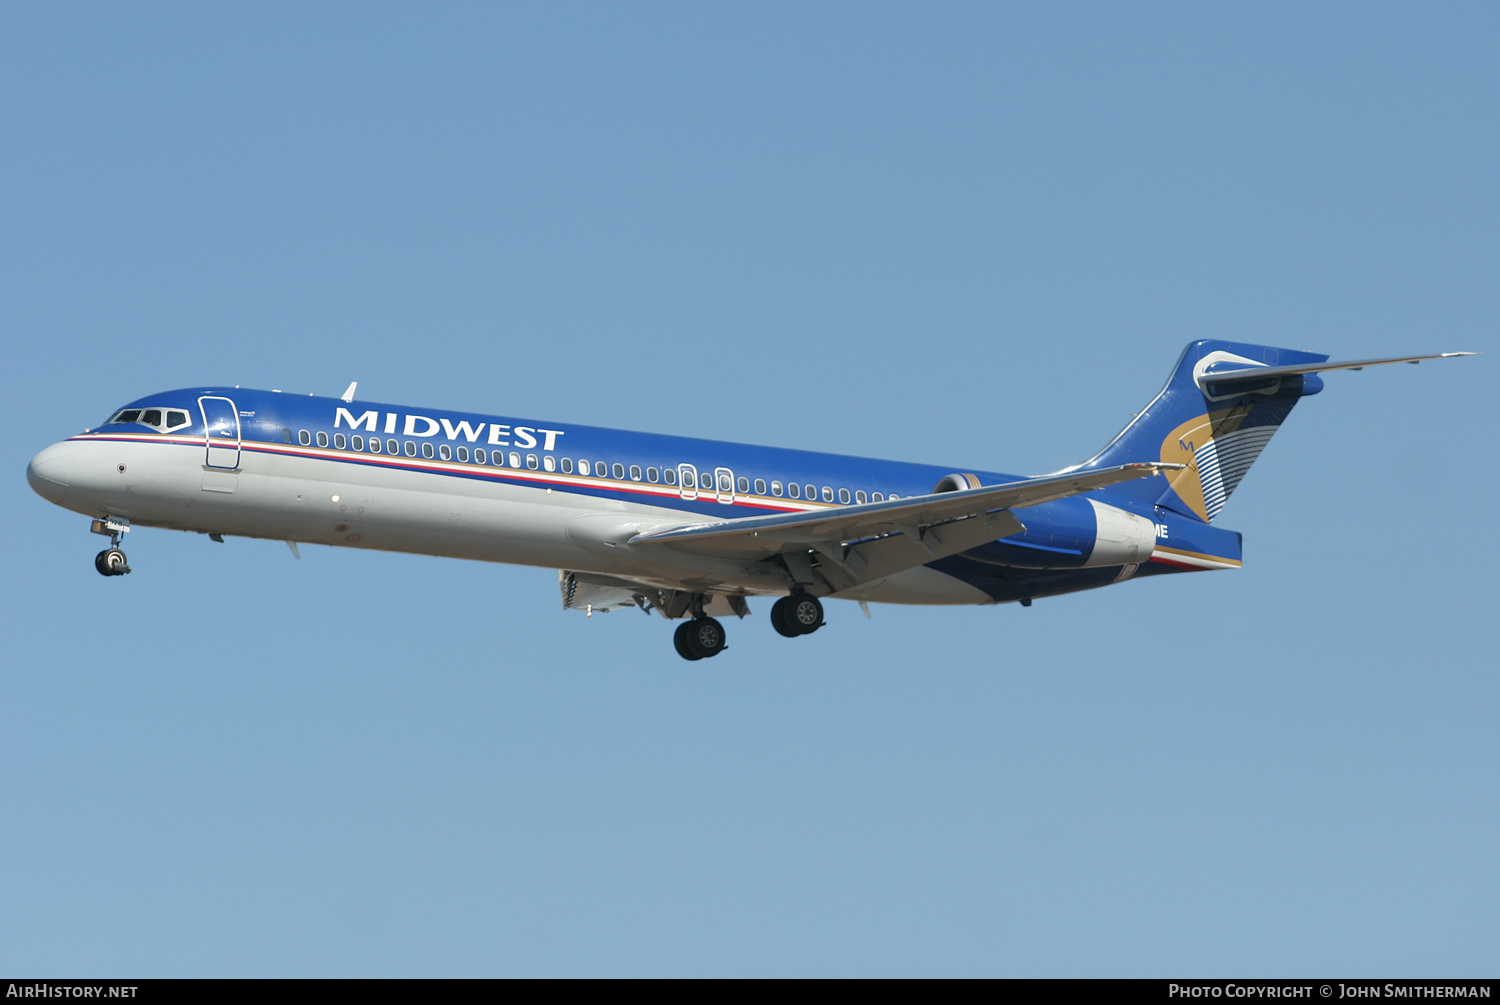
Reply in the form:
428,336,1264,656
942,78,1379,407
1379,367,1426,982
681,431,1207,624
199,396,241,469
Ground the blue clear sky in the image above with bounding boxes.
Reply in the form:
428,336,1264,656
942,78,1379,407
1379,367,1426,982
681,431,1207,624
2,3,1495,977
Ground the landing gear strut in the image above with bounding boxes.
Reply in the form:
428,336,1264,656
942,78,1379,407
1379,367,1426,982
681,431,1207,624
673,617,728,661
771,594,823,637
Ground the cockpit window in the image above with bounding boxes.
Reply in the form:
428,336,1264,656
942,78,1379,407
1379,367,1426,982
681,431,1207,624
106,406,194,432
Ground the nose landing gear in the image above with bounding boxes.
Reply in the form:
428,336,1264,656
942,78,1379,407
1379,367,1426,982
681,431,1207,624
90,517,131,576
94,548,130,576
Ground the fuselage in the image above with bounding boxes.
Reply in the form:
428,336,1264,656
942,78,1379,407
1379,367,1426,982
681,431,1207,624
26,386,1243,606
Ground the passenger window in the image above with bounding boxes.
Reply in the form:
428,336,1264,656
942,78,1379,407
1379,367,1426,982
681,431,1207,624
770,481,782,497
471,448,483,464
352,435,364,451
369,438,381,453
664,468,677,486
719,473,732,492
754,478,766,495
872,492,883,502
629,465,642,481
737,476,749,493
647,466,659,483
509,452,521,468
838,488,850,504
682,470,696,489
317,431,329,448
404,441,416,457
544,455,556,471
613,463,625,479
141,409,163,428
282,428,293,443
577,459,590,476
420,442,433,458
561,458,573,474
788,483,801,499
527,454,539,469
855,490,867,504
439,444,452,461
299,430,311,446
701,471,713,490
806,485,817,500
388,439,399,454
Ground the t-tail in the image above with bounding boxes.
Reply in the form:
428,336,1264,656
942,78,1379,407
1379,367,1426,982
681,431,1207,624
1075,340,1474,523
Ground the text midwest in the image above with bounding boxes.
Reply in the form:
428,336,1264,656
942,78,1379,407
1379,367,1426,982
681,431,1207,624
334,408,565,450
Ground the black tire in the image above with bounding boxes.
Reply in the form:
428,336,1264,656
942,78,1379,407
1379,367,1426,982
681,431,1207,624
786,594,823,635
770,597,801,638
673,621,703,661
684,617,726,659
95,548,128,576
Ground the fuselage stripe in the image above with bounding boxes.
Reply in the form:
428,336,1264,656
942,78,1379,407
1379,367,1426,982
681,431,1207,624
68,432,838,515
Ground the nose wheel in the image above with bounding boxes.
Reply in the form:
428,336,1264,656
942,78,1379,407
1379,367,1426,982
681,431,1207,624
94,548,130,576
673,617,727,660
89,517,132,577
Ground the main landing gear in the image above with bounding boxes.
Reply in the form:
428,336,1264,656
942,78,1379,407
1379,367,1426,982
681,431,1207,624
674,617,727,661
771,593,823,638
666,593,824,661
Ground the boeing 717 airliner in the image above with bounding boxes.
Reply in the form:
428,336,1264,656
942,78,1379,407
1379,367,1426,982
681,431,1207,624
27,341,1471,659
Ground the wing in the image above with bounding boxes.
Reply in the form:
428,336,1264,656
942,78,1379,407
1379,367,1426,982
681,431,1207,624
628,462,1181,589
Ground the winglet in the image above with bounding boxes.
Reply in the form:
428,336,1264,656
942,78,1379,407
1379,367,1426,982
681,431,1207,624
341,381,358,403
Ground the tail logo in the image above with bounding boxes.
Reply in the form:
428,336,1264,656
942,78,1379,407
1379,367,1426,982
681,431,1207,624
1159,405,1281,521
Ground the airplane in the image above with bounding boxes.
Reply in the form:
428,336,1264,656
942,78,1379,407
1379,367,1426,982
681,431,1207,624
26,340,1472,660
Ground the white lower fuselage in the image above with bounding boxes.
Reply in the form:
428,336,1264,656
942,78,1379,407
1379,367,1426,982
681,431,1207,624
30,435,992,606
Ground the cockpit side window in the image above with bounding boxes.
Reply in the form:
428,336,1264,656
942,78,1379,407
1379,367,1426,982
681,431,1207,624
106,406,193,431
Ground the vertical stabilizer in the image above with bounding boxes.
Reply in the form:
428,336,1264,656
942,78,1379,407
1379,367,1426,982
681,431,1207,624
1076,340,1329,522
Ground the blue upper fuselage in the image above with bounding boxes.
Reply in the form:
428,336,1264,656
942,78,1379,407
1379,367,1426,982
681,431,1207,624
96,386,1035,515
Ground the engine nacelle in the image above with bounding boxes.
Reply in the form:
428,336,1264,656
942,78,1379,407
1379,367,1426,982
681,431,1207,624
1080,499,1156,567
961,495,1158,569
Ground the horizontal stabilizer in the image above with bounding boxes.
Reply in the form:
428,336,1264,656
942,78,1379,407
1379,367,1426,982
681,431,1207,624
630,462,1181,566
1198,351,1475,392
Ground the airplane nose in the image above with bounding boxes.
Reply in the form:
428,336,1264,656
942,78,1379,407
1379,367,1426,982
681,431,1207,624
27,442,73,504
